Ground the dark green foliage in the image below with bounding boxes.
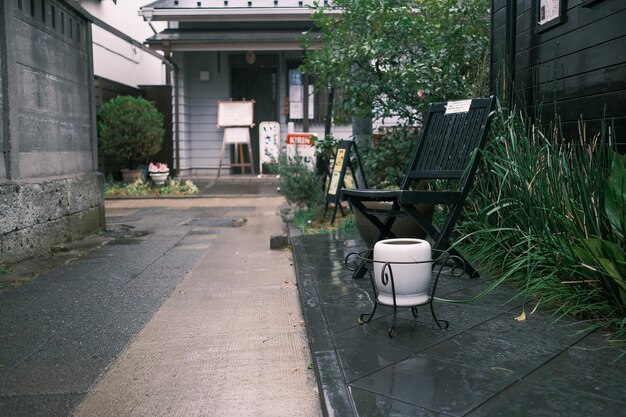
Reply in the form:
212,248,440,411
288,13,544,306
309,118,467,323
313,135,337,163
313,134,337,178
573,152,626,312
360,127,417,188
313,135,338,164
302,0,491,125
98,95,165,170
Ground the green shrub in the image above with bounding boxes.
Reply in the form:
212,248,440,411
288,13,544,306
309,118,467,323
274,154,324,209
455,105,626,340
98,96,165,170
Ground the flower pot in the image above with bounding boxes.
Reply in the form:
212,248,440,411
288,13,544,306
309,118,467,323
149,172,169,185
373,238,432,306
353,201,434,248
120,168,143,183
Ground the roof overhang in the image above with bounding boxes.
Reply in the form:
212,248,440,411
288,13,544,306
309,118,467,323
139,6,338,22
138,1,334,52
145,30,322,52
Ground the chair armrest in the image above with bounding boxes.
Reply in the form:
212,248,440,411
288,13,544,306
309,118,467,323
341,189,401,202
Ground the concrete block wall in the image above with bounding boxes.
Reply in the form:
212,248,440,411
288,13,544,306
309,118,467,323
0,173,104,264
1,0,104,264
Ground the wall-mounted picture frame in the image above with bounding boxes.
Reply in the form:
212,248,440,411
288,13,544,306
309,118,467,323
536,0,564,33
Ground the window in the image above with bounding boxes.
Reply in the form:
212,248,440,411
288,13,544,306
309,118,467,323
286,61,328,124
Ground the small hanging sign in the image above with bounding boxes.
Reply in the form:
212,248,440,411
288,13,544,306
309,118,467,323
286,132,317,170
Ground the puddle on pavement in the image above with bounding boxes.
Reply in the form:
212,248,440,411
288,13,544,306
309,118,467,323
105,226,151,241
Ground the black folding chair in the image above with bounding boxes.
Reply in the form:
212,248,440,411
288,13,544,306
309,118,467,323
342,96,497,278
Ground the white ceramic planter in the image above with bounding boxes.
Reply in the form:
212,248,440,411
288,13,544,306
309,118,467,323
373,238,432,306
150,172,169,185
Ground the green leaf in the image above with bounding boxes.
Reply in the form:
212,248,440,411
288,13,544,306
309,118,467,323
574,238,626,307
605,151,626,239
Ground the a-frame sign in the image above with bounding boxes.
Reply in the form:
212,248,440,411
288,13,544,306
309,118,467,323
324,140,368,224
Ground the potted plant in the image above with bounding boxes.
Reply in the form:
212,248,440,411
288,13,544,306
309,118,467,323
148,162,169,185
98,95,165,182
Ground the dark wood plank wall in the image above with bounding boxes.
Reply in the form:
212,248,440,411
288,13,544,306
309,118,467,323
142,85,174,171
94,76,142,113
491,0,626,149
491,0,511,99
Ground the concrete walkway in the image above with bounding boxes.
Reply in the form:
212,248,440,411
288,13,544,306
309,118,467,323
0,179,321,417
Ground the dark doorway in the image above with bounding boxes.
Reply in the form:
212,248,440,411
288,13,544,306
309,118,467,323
230,54,278,174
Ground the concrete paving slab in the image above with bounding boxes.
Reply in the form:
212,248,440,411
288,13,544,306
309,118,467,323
68,196,321,417
291,231,626,417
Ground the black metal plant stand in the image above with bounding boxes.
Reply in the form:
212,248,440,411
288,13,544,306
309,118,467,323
345,249,466,337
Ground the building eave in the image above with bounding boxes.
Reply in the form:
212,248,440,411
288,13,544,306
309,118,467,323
138,6,338,22
144,30,323,52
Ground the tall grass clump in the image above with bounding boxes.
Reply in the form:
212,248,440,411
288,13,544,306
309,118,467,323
456,105,626,340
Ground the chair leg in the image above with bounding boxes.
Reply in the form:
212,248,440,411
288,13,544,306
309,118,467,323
446,247,480,278
403,203,481,279
349,199,398,242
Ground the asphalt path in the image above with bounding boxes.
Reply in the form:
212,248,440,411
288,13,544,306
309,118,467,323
0,190,321,417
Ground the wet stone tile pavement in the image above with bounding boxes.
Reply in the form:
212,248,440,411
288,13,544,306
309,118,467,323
291,231,626,417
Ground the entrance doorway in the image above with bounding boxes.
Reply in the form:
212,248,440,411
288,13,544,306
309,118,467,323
230,54,278,174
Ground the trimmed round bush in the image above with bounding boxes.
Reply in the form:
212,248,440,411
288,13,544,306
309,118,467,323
98,95,165,170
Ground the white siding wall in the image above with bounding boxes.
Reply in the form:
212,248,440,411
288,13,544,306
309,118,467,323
80,0,166,87
173,52,189,171
175,50,352,176
180,51,230,173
